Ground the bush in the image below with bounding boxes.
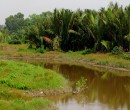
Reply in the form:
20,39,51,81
122,54,130,60
82,48,94,55
111,46,122,55
76,77,87,88
8,40,21,44
36,47,44,53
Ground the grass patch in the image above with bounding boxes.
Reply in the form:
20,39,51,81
0,43,130,70
0,43,43,57
121,53,130,60
17,48,36,53
96,60,109,65
0,60,68,109
84,53,130,68
0,98,50,110
0,60,69,90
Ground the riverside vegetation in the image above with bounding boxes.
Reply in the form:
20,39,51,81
0,43,130,70
0,2,130,53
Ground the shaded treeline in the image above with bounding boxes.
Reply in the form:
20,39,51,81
1,3,130,52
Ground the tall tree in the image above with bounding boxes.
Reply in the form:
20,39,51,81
5,12,24,32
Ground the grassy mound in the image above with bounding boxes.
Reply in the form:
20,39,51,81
0,60,68,90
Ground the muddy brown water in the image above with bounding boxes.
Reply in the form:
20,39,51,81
3,58,130,110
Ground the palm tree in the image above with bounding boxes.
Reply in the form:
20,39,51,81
125,5,130,51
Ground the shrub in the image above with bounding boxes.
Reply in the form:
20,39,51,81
82,48,94,55
36,47,44,53
111,46,122,55
8,40,21,44
122,54,130,60
76,77,87,88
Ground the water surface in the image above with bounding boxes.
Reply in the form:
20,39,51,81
44,63,130,110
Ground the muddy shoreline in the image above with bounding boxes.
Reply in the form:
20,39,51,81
24,88,72,97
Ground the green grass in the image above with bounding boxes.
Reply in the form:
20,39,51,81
17,48,36,53
121,53,130,60
0,98,50,110
0,43,43,57
0,60,68,90
0,60,69,109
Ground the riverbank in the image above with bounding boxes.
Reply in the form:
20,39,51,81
0,60,70,110
0,43,130,73
1,44,130,109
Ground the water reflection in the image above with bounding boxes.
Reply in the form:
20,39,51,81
44,63,130,110
3,58,130,110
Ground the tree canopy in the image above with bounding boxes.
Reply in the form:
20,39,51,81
5,12,24,33
2,3,130,52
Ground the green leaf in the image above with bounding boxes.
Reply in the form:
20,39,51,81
101,40,110,51
90,14,95,25
68,29,80,36
125,34,130,41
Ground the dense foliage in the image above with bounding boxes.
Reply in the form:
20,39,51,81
1,3,130,52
